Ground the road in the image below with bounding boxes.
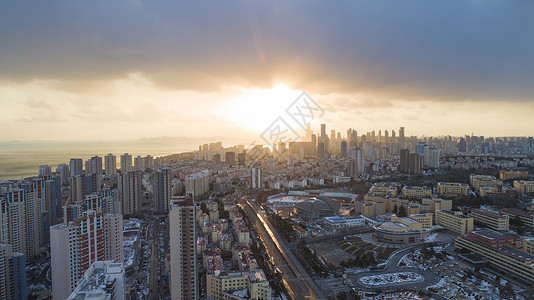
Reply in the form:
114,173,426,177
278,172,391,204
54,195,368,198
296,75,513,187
149,217,160,300
238,197,326,300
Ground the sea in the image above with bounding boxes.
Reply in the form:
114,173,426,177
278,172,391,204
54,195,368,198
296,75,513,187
0,138,236,180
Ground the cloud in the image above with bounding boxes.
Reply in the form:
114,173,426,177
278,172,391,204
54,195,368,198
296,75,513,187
0,0,533,102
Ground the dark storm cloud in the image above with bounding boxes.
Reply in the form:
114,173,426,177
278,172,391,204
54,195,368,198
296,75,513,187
1,0,533,101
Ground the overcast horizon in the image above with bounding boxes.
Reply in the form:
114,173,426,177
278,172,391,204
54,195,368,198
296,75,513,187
1,0,534,141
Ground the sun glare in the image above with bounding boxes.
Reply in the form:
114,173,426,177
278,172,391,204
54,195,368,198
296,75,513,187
224,84,303,133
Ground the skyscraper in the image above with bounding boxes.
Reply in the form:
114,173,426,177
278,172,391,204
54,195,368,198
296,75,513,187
349,148,364,175
51,210,123,300
118,170,142,215
399,127,405,145
225,152,236,164
169,197,198,300
251,163,262,189
88,156,103,175
409,153,422,174
0,243,27,300
69,159,83,177
38,165,52,176
317,142,325,159
105,153,117,176
120,153,132,173
56,164,70,181
154,168,172,213
70,176,84,203
340,141,348,158
400,149,410,173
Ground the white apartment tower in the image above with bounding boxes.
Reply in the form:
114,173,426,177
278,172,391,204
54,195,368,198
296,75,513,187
120,153,132,173
105,153,117,175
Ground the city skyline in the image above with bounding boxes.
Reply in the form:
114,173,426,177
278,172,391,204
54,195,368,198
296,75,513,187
1,1,534,141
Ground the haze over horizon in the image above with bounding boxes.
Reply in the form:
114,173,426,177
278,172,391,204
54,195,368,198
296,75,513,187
1,0,534,142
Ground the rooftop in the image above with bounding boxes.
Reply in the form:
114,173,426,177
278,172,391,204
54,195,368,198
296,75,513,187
471,228,517,240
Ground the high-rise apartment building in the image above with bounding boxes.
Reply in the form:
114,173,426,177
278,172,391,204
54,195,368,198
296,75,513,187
154,168,172,213
120,153,132,173
169,197,198,300
38,165,52,176
251,163,262,189
118,170,142,215
349,148,364,176
70,159,84,177
67,261,125,300
51,211,123,300
105,153,117,176
0,243,27,300
400,149,410,173
185,170,209,199
86,156,102,175
56,164,70,181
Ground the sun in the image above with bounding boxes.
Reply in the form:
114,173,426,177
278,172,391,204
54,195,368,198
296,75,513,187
224,84,303,133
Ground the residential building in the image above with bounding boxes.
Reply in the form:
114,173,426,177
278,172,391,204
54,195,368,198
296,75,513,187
105,153,117,176
154,168,173,213
0,243,27,300
118,170,142,215
470,175,502,192
67,261,125,300
169,197,198,300
185,170,209,199
206,269,271,300
50,211,123,300
500,170,529,181
514,180,534,195
251,163,262,189
120,153,132,173
70,159,84,177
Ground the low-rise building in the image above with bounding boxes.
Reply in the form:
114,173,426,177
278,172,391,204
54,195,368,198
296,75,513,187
401,186,432,200
67,261,125,300
207,269,272,300
409,213,433,228
514,180,534,195
470,209,509,231
500,170,529,181
323,216,365,228
455,229,533,284
436,210,474,235
470,175,502,192
502,208,534,229
437,182,470,197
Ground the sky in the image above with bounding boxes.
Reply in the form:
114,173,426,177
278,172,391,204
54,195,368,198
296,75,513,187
1,0,533,142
